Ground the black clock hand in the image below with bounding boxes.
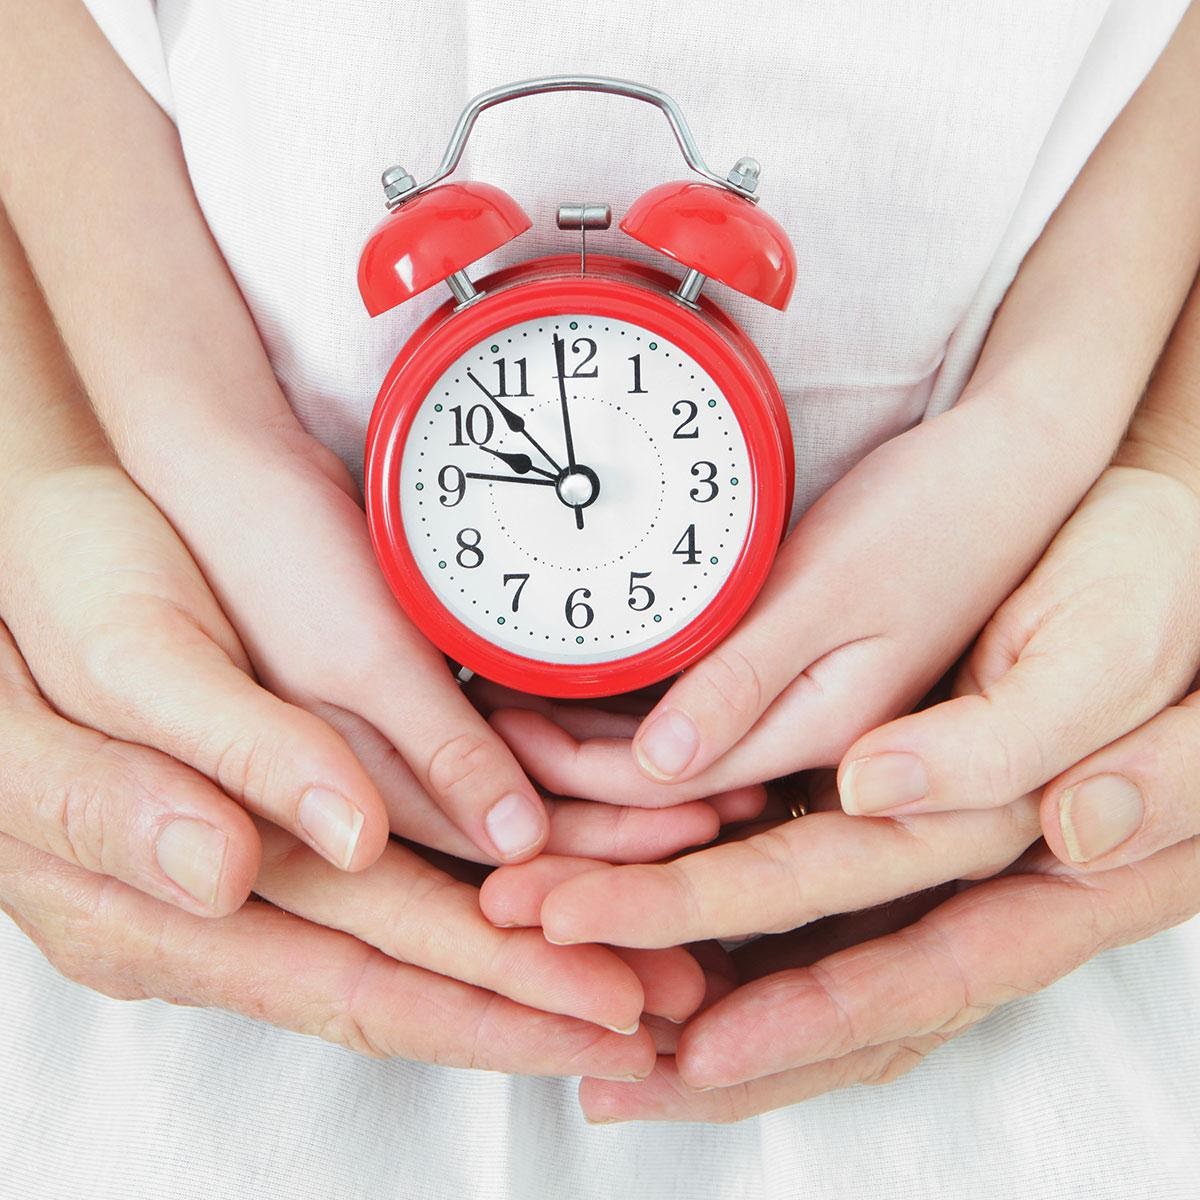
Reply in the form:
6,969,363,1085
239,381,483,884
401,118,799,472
464,472,556,487
552,333,577,470
553,333,585,530
477,444,557,480
467,372,561,472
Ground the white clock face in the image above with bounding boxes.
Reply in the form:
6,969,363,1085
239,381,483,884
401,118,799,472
398,314,753,666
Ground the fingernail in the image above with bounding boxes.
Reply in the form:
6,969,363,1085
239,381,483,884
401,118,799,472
485,793,544,859
635,710,699,780
595,1072,649,1082
298,788,365,869
602,1021,640,1036
584,1115,625,1125
1059,775,1144,862
840,753,928,815
156,818,228,908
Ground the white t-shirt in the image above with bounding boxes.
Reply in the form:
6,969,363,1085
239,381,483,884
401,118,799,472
2,2,1198,1197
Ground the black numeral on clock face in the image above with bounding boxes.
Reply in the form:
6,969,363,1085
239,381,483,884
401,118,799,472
627,571,655,611
503,572,529,612
493,357,532,398
672,525,701,565
449,404,495,447
565,587,595,629
438,465,466,507
627,353,647,394
456,527,484,568
689,461,718,502
672,400,699,439
566,337,598,378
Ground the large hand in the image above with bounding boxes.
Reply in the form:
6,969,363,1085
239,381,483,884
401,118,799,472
575,837,1200,1121
833,466,1200,829
0,816,697,1079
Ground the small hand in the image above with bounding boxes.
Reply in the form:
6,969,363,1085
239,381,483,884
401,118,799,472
476,444,557,479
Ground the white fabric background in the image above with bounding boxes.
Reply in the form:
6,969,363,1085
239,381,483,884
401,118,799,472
3,1,1198,1197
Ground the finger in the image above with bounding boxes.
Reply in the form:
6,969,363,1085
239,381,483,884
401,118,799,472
628,616,885,784
579,1038,941,1123
1042,693,1200,868
481,855,609,928
333,633,551,863
21,606,392,873
611,948,707,1023
0,631,258,916
491,647,907,805
540,800,1040,947
479,857,706,1021
0,836,655,1080
673,838,1200,1090
319,706,725,864
254,825,645,1034
837,640,1178,819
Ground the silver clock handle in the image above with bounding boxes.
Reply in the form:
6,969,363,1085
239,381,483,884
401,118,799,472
382,75,760,207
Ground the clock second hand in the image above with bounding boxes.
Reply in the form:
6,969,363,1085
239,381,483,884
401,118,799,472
464,471,555,487
467,371,561,473
552,333,585,531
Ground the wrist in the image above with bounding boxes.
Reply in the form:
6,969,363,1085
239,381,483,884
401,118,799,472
1113,403,1200,504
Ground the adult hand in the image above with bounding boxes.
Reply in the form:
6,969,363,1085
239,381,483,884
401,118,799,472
0,815,701,1079
834,466,1200,846
484,457,1200,1117
576,835,1200,1121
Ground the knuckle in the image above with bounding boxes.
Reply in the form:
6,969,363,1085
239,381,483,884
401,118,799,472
205,723,288,809
71,605,169,716
860,1041,929,1088
309,958,391,1059
29,747,122,876
426,731,497,799
693,646,764,725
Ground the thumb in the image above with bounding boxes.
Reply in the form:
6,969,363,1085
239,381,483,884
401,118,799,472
837,616,1175,818
1042,692,1200,869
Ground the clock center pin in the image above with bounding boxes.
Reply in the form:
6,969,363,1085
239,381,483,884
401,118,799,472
556,464,600,510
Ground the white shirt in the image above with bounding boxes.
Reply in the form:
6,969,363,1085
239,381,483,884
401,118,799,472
4,2,1197,1197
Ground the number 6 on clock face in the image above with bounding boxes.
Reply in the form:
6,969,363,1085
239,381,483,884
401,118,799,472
359,77,796,698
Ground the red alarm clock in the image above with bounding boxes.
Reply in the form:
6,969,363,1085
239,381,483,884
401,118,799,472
359,76,795,699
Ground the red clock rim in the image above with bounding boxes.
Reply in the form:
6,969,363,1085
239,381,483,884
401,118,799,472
365,265,789,699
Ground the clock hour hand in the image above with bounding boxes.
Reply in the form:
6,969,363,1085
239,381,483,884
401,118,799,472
467,371,561,472
477,444,557,480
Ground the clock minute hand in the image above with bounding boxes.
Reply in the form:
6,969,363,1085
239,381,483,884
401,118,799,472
552,333,577,471
467,371,561,472
477,444,557,480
